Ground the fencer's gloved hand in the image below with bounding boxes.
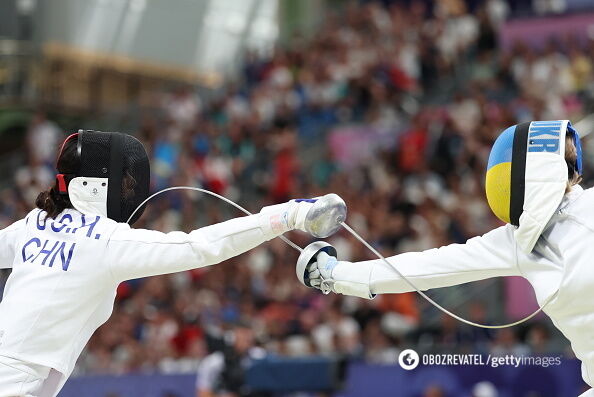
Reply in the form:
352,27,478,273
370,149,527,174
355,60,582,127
296,241,374,299
260,194,347,238
295,241,338,294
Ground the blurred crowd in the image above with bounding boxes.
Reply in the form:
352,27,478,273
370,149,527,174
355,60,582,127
1,0,593,378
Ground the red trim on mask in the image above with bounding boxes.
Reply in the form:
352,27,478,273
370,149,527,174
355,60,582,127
56,174,68,194
56,133,79,167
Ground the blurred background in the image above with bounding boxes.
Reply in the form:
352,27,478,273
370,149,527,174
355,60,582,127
1,0,594,396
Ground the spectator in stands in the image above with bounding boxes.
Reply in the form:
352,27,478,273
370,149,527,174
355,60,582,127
195,325,266,397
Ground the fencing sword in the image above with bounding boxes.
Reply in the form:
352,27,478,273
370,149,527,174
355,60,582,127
128,186,552,329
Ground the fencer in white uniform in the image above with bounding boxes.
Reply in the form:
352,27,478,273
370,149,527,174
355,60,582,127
299,120,594,396
0,130,347,397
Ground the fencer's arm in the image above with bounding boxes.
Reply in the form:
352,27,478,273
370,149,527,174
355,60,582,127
0,219,25,269
106,212,286,282
332,225,522,296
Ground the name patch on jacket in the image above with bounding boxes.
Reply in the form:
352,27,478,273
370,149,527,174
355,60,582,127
20,211,103,271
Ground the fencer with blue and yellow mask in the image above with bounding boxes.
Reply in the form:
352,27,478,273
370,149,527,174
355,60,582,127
486,120,583,253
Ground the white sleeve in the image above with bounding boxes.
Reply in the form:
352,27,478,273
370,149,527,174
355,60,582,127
332,225,522,295
106,213,281,282
0,219,25,269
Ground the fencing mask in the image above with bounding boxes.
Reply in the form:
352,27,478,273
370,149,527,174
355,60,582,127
56,130,150,225
485,120,582,253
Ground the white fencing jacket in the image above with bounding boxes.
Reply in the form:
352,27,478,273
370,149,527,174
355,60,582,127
0,208,284,392
332,185,594,387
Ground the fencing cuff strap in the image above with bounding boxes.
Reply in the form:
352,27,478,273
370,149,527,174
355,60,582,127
333,281,375,299
259,203,292,237
328,260,376,299
259,200,316,235
292,201,312,232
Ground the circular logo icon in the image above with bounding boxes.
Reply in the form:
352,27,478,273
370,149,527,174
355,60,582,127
398,349,420,370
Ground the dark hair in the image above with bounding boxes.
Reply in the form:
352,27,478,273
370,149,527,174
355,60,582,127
35,137,79,219
565,135,582,189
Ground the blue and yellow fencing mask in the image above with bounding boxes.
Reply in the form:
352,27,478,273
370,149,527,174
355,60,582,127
486,120,582,252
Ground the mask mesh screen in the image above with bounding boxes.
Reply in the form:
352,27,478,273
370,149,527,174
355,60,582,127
121,136,150,224
78,131,150,224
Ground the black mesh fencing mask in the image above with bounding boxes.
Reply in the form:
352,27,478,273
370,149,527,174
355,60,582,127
63,130,150,225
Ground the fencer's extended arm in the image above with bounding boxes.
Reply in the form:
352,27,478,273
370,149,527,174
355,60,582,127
0,219,25,269
332,225,523,296
106,212,284,282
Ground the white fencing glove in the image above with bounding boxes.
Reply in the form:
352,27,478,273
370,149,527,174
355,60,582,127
260,194,347,238
295,241,374,299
